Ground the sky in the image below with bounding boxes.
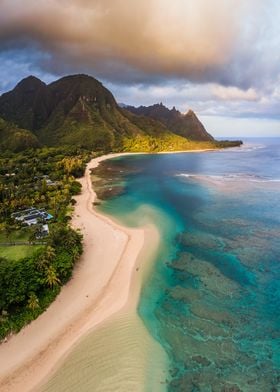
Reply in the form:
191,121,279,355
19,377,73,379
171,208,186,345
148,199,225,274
0,0,280,137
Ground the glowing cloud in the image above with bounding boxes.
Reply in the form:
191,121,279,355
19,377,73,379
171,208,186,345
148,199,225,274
0,0,280,131
0,0,272,86
212,86,259,101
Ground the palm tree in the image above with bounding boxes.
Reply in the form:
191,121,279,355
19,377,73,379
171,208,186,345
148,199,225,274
44,266,60,288
37,246,56,270
27,293,40,311
45,246,56,261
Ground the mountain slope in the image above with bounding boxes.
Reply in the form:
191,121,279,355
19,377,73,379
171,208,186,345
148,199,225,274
37,77,142,149
0,74,173,151
0,76,51,131
0,117,40,152
0,74,241,152
126,103,214,141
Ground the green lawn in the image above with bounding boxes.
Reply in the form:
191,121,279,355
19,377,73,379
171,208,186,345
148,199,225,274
0,245,43,261
0,229,44,260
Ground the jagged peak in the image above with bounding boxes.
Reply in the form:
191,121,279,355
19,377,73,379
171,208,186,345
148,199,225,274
136,103,180,115
186,109,196,117
150,103,170,111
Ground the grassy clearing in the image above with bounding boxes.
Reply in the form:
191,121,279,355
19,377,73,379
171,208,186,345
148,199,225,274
0,229,44,261
0,245,43,261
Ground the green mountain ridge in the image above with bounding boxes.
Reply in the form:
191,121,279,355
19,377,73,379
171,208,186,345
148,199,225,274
125,103,214,141
0,74,242,152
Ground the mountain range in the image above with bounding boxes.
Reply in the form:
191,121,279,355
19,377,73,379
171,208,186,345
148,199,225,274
125,104,214,141
0,74,242,152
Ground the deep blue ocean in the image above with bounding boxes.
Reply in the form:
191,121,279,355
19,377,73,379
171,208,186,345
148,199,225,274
98,138,280,391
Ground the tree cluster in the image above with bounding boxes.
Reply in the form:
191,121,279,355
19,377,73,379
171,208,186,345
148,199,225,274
0,146,93,339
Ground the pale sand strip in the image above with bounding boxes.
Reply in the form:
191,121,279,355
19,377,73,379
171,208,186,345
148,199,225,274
0,153,167,392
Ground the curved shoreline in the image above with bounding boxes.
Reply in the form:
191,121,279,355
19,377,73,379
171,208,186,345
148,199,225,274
0,153,163,392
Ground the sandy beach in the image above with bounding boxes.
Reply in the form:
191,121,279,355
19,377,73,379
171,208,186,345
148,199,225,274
0,152,168,392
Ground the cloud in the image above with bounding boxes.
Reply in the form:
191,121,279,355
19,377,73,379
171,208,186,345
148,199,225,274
0,48,56,93
0,0,277,88
0,0,280,128
108,79,280,121
212,86,259,101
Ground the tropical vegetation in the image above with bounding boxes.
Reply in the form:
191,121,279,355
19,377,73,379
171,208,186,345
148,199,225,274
0,146,91,340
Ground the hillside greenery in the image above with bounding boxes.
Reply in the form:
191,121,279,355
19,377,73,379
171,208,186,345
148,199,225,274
0,74,243,153
122,134,219,152
125,104,214,141
0,117,40,152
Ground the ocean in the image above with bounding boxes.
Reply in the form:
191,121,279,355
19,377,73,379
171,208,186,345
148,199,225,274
98,138,280,391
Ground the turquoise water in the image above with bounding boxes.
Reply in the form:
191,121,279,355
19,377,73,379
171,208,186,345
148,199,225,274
99,139,280,391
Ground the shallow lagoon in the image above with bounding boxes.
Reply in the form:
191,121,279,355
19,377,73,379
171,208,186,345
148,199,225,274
99,139,280,391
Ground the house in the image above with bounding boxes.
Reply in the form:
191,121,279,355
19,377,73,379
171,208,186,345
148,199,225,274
12,208,53,226
36,224,49,239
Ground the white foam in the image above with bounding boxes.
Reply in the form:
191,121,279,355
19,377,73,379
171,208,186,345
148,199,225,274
177,173,280,183
217,143,265,153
